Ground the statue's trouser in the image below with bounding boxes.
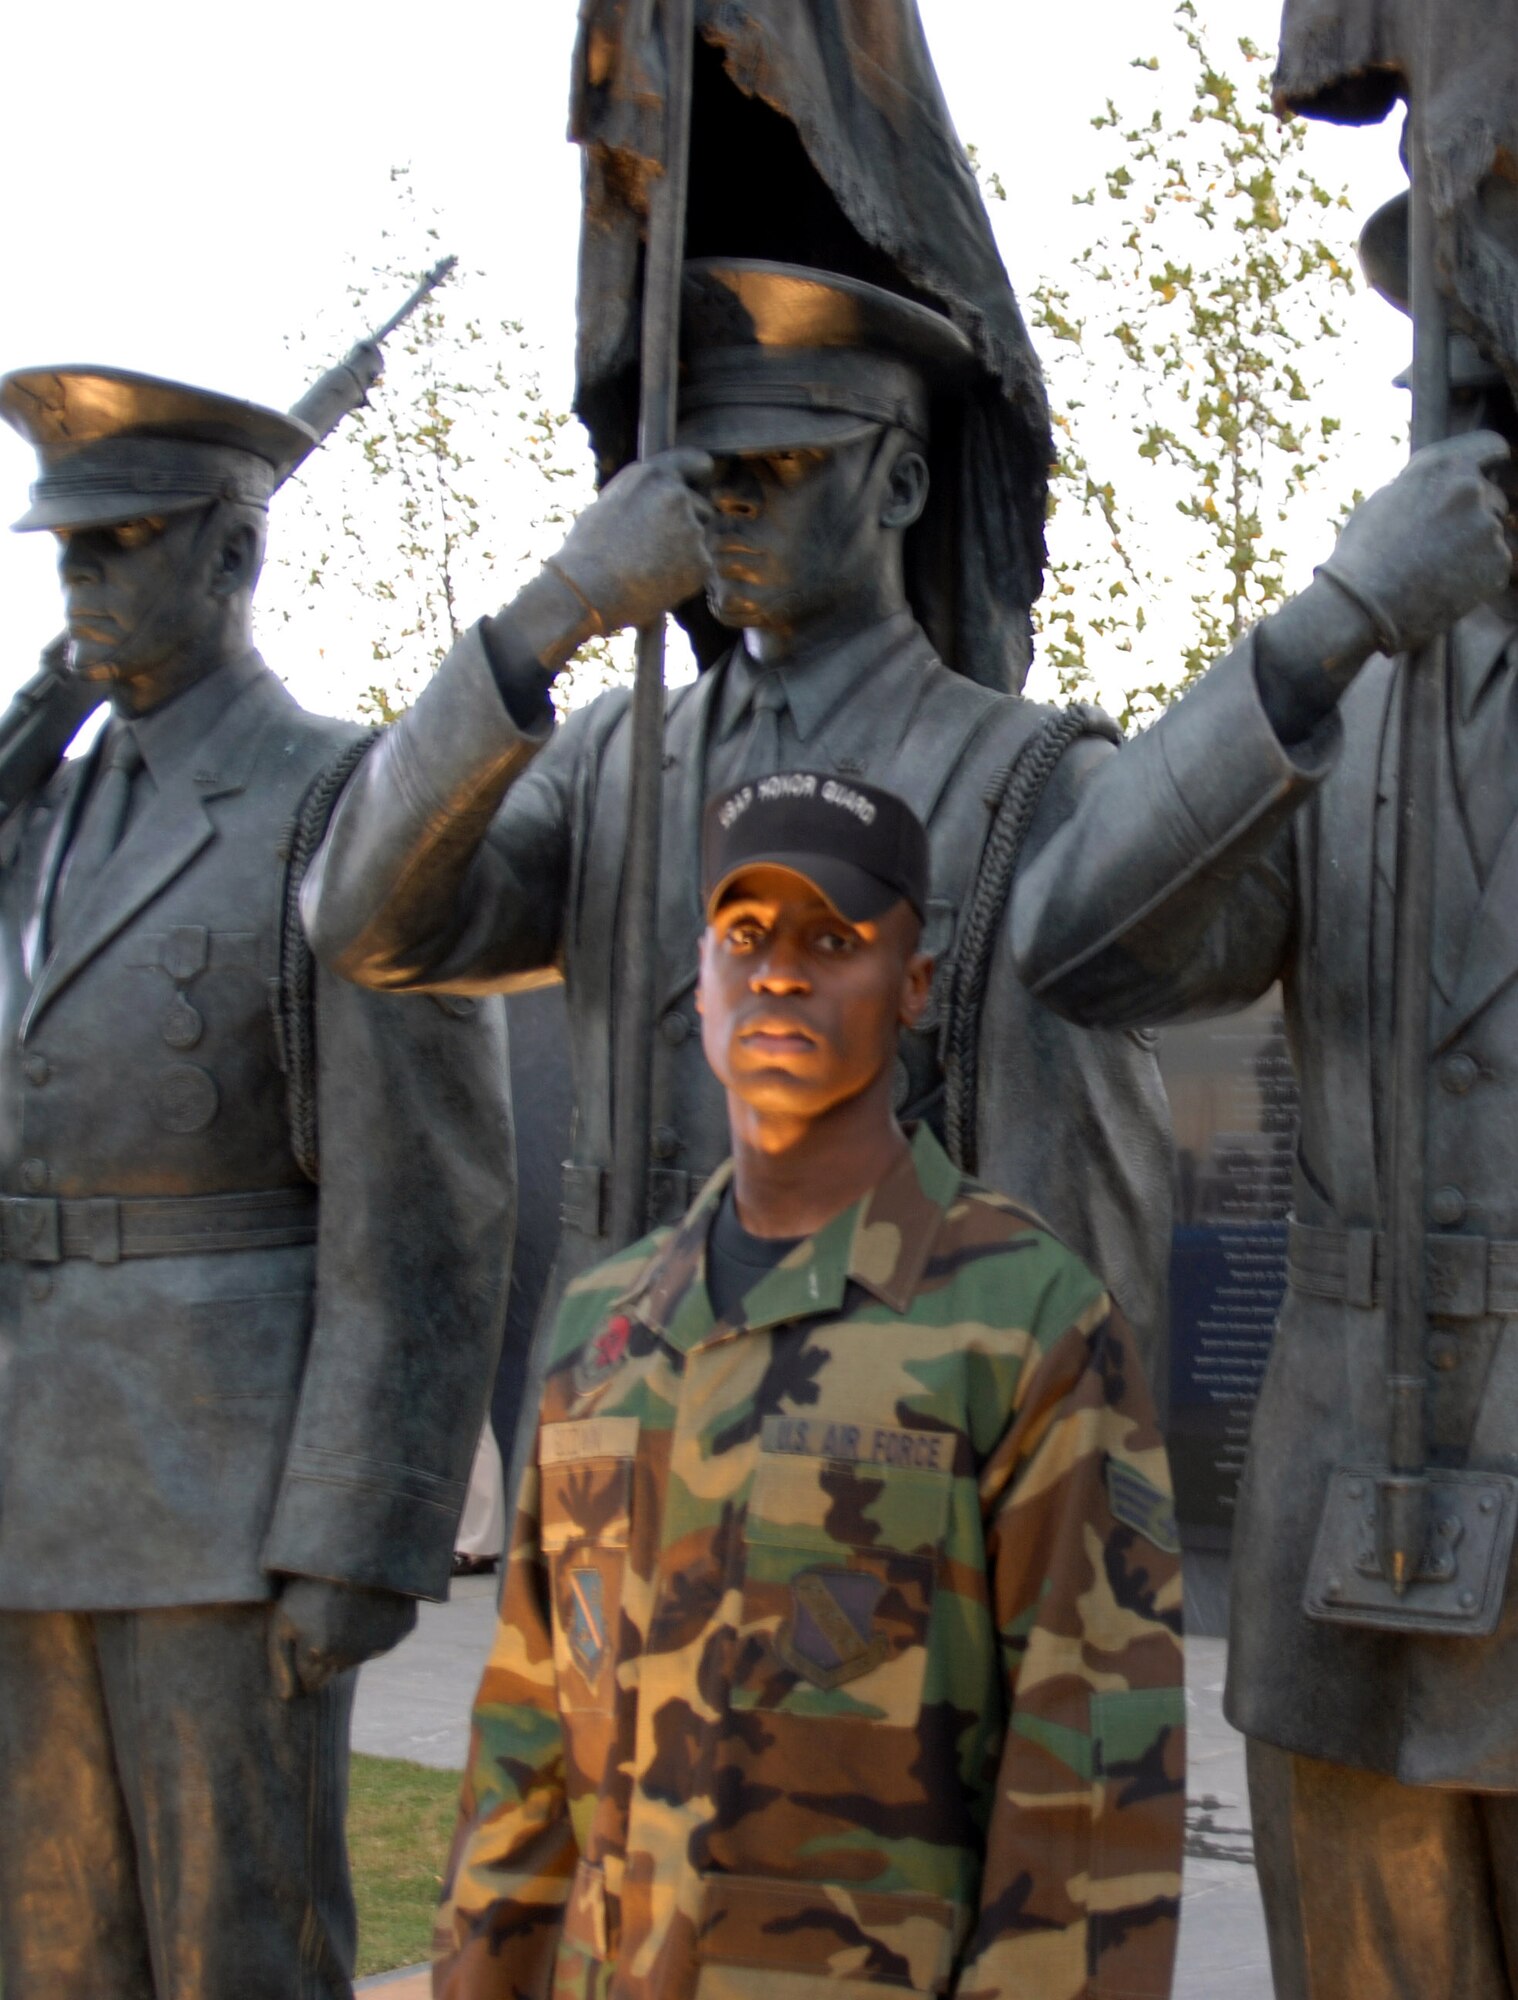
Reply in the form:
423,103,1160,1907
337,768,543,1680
0,1603,356,2000
1247,1738,1518,1997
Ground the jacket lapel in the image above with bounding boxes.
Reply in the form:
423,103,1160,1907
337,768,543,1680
1437,809,1518,1049
22,669,273,1037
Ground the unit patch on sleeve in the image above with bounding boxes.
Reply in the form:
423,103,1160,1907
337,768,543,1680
1106,1459,1181,1554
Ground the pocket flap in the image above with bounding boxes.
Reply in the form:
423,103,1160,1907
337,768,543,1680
539,1418,637,1554
696,1873,962,1994
747,1442,951,1555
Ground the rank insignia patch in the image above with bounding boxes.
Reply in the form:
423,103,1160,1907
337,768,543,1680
573,1313,632,1398
776,1567,889,1688
1106,1460,1181,1554
566,1566,608,1683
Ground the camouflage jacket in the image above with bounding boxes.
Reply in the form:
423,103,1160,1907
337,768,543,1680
435,1126,1184,2000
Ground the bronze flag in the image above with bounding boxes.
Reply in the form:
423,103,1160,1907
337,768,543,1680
569,0,1052,691
1275,0,1518,394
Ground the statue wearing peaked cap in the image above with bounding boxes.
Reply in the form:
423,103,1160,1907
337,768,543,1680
299,242,1175,1412
0,366,513,2000
1013,171,1518,1994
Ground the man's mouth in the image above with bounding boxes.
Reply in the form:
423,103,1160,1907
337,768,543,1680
738,1014,819,1055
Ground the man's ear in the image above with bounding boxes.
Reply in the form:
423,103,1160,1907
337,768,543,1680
210,518,261,600
899,950,934,1029
879,446,929,533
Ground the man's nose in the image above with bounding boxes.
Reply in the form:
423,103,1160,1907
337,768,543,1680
751,938,810,992
57,532,102,584
710,459,762,519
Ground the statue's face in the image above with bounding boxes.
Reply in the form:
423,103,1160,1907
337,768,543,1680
701,430,911,639
53,505,252,713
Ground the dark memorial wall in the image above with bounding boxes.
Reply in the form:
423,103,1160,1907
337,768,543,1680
1157,991,1298,1548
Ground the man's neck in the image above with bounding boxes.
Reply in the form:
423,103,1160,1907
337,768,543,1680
727,1077,908,1239
740,579,909,668
108,632,247,720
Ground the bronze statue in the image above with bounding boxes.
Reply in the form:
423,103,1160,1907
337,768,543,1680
300,260,1175,1455
0,366,513,2000
1012,187,1518,1993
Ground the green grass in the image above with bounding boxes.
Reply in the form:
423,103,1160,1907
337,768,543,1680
349,1751,462,1978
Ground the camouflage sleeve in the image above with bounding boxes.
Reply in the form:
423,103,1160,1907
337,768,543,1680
955,1293,1185,2000
432,1450,576,2000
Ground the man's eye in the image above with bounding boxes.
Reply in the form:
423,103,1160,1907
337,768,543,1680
111,518,166,551
726,922,765,950
815,929,858,954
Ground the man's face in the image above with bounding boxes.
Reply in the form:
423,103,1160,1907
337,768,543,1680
701,431,901,637
697,863,931,1126
52,505,248,711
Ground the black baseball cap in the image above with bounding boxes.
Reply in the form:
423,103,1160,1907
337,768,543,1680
702,772,929,924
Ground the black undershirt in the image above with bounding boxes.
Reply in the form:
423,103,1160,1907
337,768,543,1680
706,1185,801,1326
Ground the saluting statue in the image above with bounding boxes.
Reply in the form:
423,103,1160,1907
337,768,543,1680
301,259,1174,1406
0,368,513,2000
1013,186,1518,1994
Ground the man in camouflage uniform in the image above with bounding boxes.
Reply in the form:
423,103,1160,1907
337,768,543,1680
434,774,1184,2000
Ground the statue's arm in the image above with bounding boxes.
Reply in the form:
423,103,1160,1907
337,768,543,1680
1011,622,1346,1027
300,614,586,993
1013,431,1514,1027
302,449,714,994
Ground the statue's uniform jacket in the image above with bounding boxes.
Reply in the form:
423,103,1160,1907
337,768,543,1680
302,617,1174,1378
1014,627,1518,1785
433,1124,1185,2000
0,650,514,1613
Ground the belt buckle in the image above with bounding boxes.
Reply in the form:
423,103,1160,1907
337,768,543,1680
4,1197,59,1264
1427,1235,1487,1319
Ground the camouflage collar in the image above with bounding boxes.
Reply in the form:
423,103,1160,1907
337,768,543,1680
622,1124,963,1350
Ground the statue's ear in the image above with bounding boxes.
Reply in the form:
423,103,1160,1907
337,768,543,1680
210,516,263,599
880,446,929,533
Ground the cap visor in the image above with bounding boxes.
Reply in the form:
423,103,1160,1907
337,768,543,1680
12,490,213,533
705,853,902,925
677,405,882,456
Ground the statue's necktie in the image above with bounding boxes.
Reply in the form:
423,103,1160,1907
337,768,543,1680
738,673,788,781
52,725,142,937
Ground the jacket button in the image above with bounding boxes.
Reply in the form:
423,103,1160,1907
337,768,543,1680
660,1010,692,1047
651,1125,682,1161
1429,1335,1461,1372
1431,1186,1466,1227
19,1159,47,1193
1442,1053,1479,1095
22,1055,49,1087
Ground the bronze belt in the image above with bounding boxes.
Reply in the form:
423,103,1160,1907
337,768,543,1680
0,1187,318,1265
1287,1218,1518,1319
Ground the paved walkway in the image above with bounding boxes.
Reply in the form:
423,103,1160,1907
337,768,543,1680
353,1584,1273,1997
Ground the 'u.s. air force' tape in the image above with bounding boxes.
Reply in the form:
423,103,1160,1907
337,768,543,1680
1106,1460,1181,1554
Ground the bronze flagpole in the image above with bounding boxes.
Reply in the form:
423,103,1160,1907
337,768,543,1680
608,0,696,1249
1375,99,1449,1593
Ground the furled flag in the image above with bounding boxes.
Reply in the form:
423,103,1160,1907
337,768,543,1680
569,0,1053,692
1275,0,1518,395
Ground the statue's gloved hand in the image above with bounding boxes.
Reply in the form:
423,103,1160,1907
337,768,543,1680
268,1576,419,1700
546,448,716,636
1317,430,1512,655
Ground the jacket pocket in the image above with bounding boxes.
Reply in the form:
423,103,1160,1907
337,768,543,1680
694,1872,962,1999
733,1440,952,1724
539,1417,638,1717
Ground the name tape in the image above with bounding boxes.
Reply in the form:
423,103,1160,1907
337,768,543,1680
540,1416,640,1466
760,1413,949,1473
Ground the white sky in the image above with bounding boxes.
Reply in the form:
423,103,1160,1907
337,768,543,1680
0,0,1407,720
